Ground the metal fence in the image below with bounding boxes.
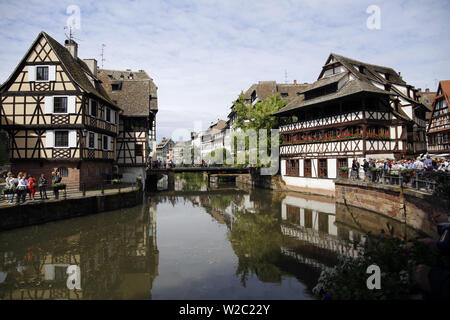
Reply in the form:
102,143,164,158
0,180,140,205
342,169,440,193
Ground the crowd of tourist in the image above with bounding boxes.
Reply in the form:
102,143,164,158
2,171,63,205
349,155,450,187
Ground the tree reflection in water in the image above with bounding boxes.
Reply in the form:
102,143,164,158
228,210,283,286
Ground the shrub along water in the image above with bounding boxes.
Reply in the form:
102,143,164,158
313,227,450,300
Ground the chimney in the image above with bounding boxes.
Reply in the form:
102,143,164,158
426,88,430,92
64,39,78,59
83,59,98,77
293,80,297,85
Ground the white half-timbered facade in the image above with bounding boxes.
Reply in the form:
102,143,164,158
0,32,121,187
427,81,450,154
275,53,430,195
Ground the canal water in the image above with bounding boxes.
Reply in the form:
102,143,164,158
0,173,420,300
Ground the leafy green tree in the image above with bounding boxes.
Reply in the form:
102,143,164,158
231,93,287,167
232,93,287,131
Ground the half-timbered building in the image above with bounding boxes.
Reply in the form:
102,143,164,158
427,80,450,154
275,53,430,195
0,32,121,187
98,68,158,183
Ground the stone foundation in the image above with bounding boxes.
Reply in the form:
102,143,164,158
335,179,448,237
0,187,143,232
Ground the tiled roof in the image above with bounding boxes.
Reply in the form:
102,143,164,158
0,31,119,110
98,68,158,116
42,32,119,108
276,76,391,115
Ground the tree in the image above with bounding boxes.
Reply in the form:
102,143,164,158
231,93,287,167
232,93,287,132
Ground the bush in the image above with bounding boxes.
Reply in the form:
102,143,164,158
313,234,449,300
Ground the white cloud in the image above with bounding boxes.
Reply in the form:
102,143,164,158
0,0,449,140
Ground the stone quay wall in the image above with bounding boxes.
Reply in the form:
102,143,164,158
0,188,144,232
335,179,447,237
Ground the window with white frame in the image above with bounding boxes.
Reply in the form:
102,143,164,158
88,132,95,149
53,97,68,113
55,131,69,147
36,66,49,81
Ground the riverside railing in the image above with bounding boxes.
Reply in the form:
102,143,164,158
0,180,140,205
340,168,440,193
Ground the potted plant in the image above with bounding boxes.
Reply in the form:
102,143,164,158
52,183,66,191
339,167,349,178
2,187,17,194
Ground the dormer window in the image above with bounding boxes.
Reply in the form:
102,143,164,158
358,66,365,74
251,91,257,103
385,73,390,81
111,83,122,91
36,66,49,81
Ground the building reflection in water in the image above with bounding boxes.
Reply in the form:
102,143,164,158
0,201,158,300
193,184,421,293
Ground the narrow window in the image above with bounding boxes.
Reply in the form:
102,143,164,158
54,131,69,147
319,159,328,178
135,143,143,157
90,100,98,117
103,135,108,150
106,107,111,122
88,132,95,149
304,159,312,177
36,66,49,81
53,97,68,113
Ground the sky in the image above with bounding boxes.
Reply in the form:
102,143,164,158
0,0,449,141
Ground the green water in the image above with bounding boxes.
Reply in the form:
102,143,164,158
0,173,418,300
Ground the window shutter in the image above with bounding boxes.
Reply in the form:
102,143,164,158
86,132,90,148
46,130,54,148
94,133,98,149
49,65,56,81
44,96,54,114
104,107,108,121
69,130,77,148
111,111,116,124
68,96,76,113
108,136,111,151
89,99,92,115
28,66,36,81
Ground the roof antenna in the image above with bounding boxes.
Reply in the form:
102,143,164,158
64,25,82,43
100,44,106,68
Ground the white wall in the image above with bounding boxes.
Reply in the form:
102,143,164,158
120,167,146,186
282,176,335,192
327,159,337,179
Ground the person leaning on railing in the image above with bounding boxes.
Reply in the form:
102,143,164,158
38,173,49,200
5,172,16,204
